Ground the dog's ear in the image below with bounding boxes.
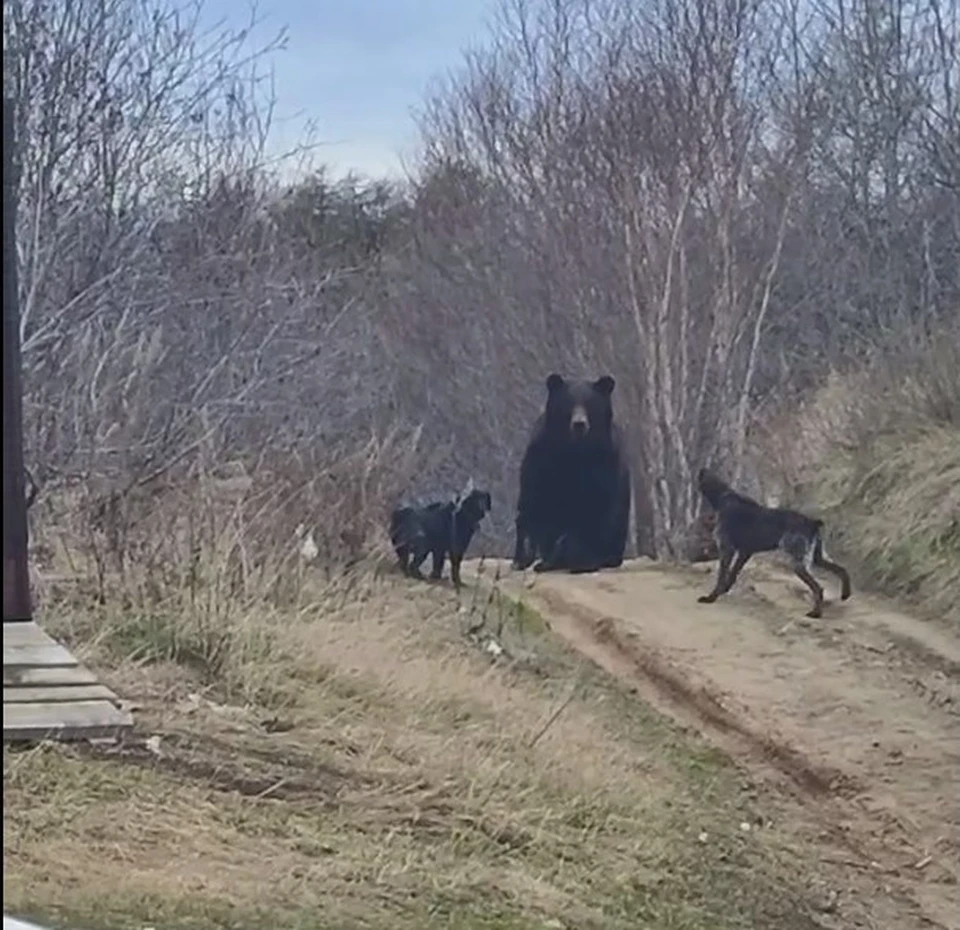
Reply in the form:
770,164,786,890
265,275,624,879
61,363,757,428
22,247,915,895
546,373,565,394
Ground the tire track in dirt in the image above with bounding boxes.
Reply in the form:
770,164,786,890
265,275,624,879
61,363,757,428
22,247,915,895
465,557,960,930
532,585,853,796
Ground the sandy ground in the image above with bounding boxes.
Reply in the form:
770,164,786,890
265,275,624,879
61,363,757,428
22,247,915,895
465,556,960,930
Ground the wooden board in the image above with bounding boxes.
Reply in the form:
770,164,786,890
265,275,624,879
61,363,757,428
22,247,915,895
2,642,78,668
4,915,55,930
3,665,98,687
2,622,53,647
3,699,132,742
4,684,118,704
3,620,133,742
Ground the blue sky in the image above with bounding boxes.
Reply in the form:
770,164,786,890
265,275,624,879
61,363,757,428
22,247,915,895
201,0,495,180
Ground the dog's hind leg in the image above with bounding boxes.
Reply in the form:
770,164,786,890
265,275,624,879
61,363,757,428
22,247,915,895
813,538,852,601
567,540,604,574
698,540,736,604
429,548,446,581
784,533,826,617
780,533,823,619
793,560,825,618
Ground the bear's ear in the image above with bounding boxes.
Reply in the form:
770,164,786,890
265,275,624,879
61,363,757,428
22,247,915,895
594,375,615,396
546,373,565,394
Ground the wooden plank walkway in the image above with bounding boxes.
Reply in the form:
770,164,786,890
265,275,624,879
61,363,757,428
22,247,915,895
3,621,133,742
5,916,57,930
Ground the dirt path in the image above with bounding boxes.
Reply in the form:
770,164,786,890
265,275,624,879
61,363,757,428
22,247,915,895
465,557,960,930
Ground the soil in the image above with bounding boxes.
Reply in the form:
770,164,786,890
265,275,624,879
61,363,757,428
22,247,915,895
466,556,960,930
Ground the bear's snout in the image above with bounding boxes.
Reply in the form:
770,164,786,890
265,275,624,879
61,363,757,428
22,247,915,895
570,404,589,437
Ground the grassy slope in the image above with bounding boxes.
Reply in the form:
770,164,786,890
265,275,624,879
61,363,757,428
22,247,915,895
803,423,959,619
759,326,960,624
4,574,825,930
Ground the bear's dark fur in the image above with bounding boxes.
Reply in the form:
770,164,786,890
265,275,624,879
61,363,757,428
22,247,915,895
512,373,631,574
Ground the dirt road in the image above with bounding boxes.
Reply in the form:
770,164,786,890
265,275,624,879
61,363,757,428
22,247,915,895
466,557,960,930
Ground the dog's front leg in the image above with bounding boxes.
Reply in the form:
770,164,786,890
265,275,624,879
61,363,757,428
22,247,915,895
409,547,428,579
698,541,735,603
719,550,752,594
429,548,446,581
449,552,464,589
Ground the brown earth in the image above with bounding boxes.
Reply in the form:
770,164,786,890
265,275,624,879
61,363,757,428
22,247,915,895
465,556,960,930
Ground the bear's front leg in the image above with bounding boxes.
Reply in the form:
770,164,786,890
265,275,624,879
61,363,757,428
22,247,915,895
533,533,574,573
512,515,536,570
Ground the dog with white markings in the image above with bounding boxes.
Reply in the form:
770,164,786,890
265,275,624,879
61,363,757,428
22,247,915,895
696,467,851,618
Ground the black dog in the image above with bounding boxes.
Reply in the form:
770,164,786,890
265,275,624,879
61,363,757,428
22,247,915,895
696,468,851,619
390,482,492,589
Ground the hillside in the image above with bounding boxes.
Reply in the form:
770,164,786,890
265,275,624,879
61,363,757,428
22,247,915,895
5,558,959,930
757,324,960,625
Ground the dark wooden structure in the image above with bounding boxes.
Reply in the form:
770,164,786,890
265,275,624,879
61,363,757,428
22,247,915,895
2,96,132,742
3,99,30,622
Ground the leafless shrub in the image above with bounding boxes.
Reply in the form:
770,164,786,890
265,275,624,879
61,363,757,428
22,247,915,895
7,0,419,611
31,424,421,637
385,0,817,555
8,0,959,619
378,0,958,560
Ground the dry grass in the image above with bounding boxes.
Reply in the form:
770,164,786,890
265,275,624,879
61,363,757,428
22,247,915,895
4,562,830,930
4,464,841,929
757,321,960,625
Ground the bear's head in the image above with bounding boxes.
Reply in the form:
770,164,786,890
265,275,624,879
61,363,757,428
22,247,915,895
543,373,616,443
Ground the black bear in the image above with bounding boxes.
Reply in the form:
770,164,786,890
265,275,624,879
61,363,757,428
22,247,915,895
390,482,492,589
512,373,631,574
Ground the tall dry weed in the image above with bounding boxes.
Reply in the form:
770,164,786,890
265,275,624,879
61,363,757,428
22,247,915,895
756,320,960,621
28,427,422,697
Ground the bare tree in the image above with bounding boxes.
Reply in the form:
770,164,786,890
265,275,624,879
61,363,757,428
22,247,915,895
7,0,956,583
5,0,420,592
